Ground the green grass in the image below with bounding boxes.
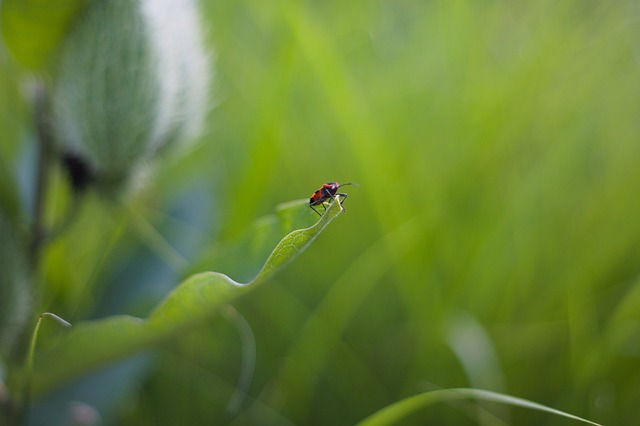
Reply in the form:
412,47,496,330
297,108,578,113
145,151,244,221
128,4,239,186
4,0,640,424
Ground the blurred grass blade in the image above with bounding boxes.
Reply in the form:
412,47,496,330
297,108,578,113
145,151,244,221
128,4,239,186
1,0,86,70
356,388,601,426
32,199,342,396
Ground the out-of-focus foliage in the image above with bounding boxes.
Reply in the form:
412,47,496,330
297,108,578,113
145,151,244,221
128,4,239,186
0,213,29,355
0,0,86,70
2,0,640,425
0,41,24,223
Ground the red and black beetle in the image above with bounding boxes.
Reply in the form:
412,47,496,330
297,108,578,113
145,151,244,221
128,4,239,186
309,182,357,216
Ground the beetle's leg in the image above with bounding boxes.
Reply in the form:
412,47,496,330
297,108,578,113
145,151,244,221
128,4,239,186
310,198,330,216
334,193,348,212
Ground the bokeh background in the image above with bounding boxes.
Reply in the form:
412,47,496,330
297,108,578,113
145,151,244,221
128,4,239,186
3,0,640,424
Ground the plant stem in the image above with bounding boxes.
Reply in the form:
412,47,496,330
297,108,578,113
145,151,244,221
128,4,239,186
30,80,53,265
21,313,71,424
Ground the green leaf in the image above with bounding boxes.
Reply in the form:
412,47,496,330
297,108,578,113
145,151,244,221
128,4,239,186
32,199,342,396
356,388,601,426
0,0,86,70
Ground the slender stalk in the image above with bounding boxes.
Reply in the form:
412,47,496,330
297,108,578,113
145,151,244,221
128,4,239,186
30,80,53,264
222,306,256,414
22,313,71,424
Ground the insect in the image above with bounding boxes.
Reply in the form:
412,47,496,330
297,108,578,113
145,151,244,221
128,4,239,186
309,182,358,216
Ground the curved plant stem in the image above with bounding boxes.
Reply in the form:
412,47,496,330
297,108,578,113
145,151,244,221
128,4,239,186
223,306,256,414
22,313,71,424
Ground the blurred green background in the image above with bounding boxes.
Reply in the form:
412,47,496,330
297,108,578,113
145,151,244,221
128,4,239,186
3,0,640,424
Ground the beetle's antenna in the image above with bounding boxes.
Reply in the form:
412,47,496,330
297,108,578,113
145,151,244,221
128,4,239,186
338,182,359,188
